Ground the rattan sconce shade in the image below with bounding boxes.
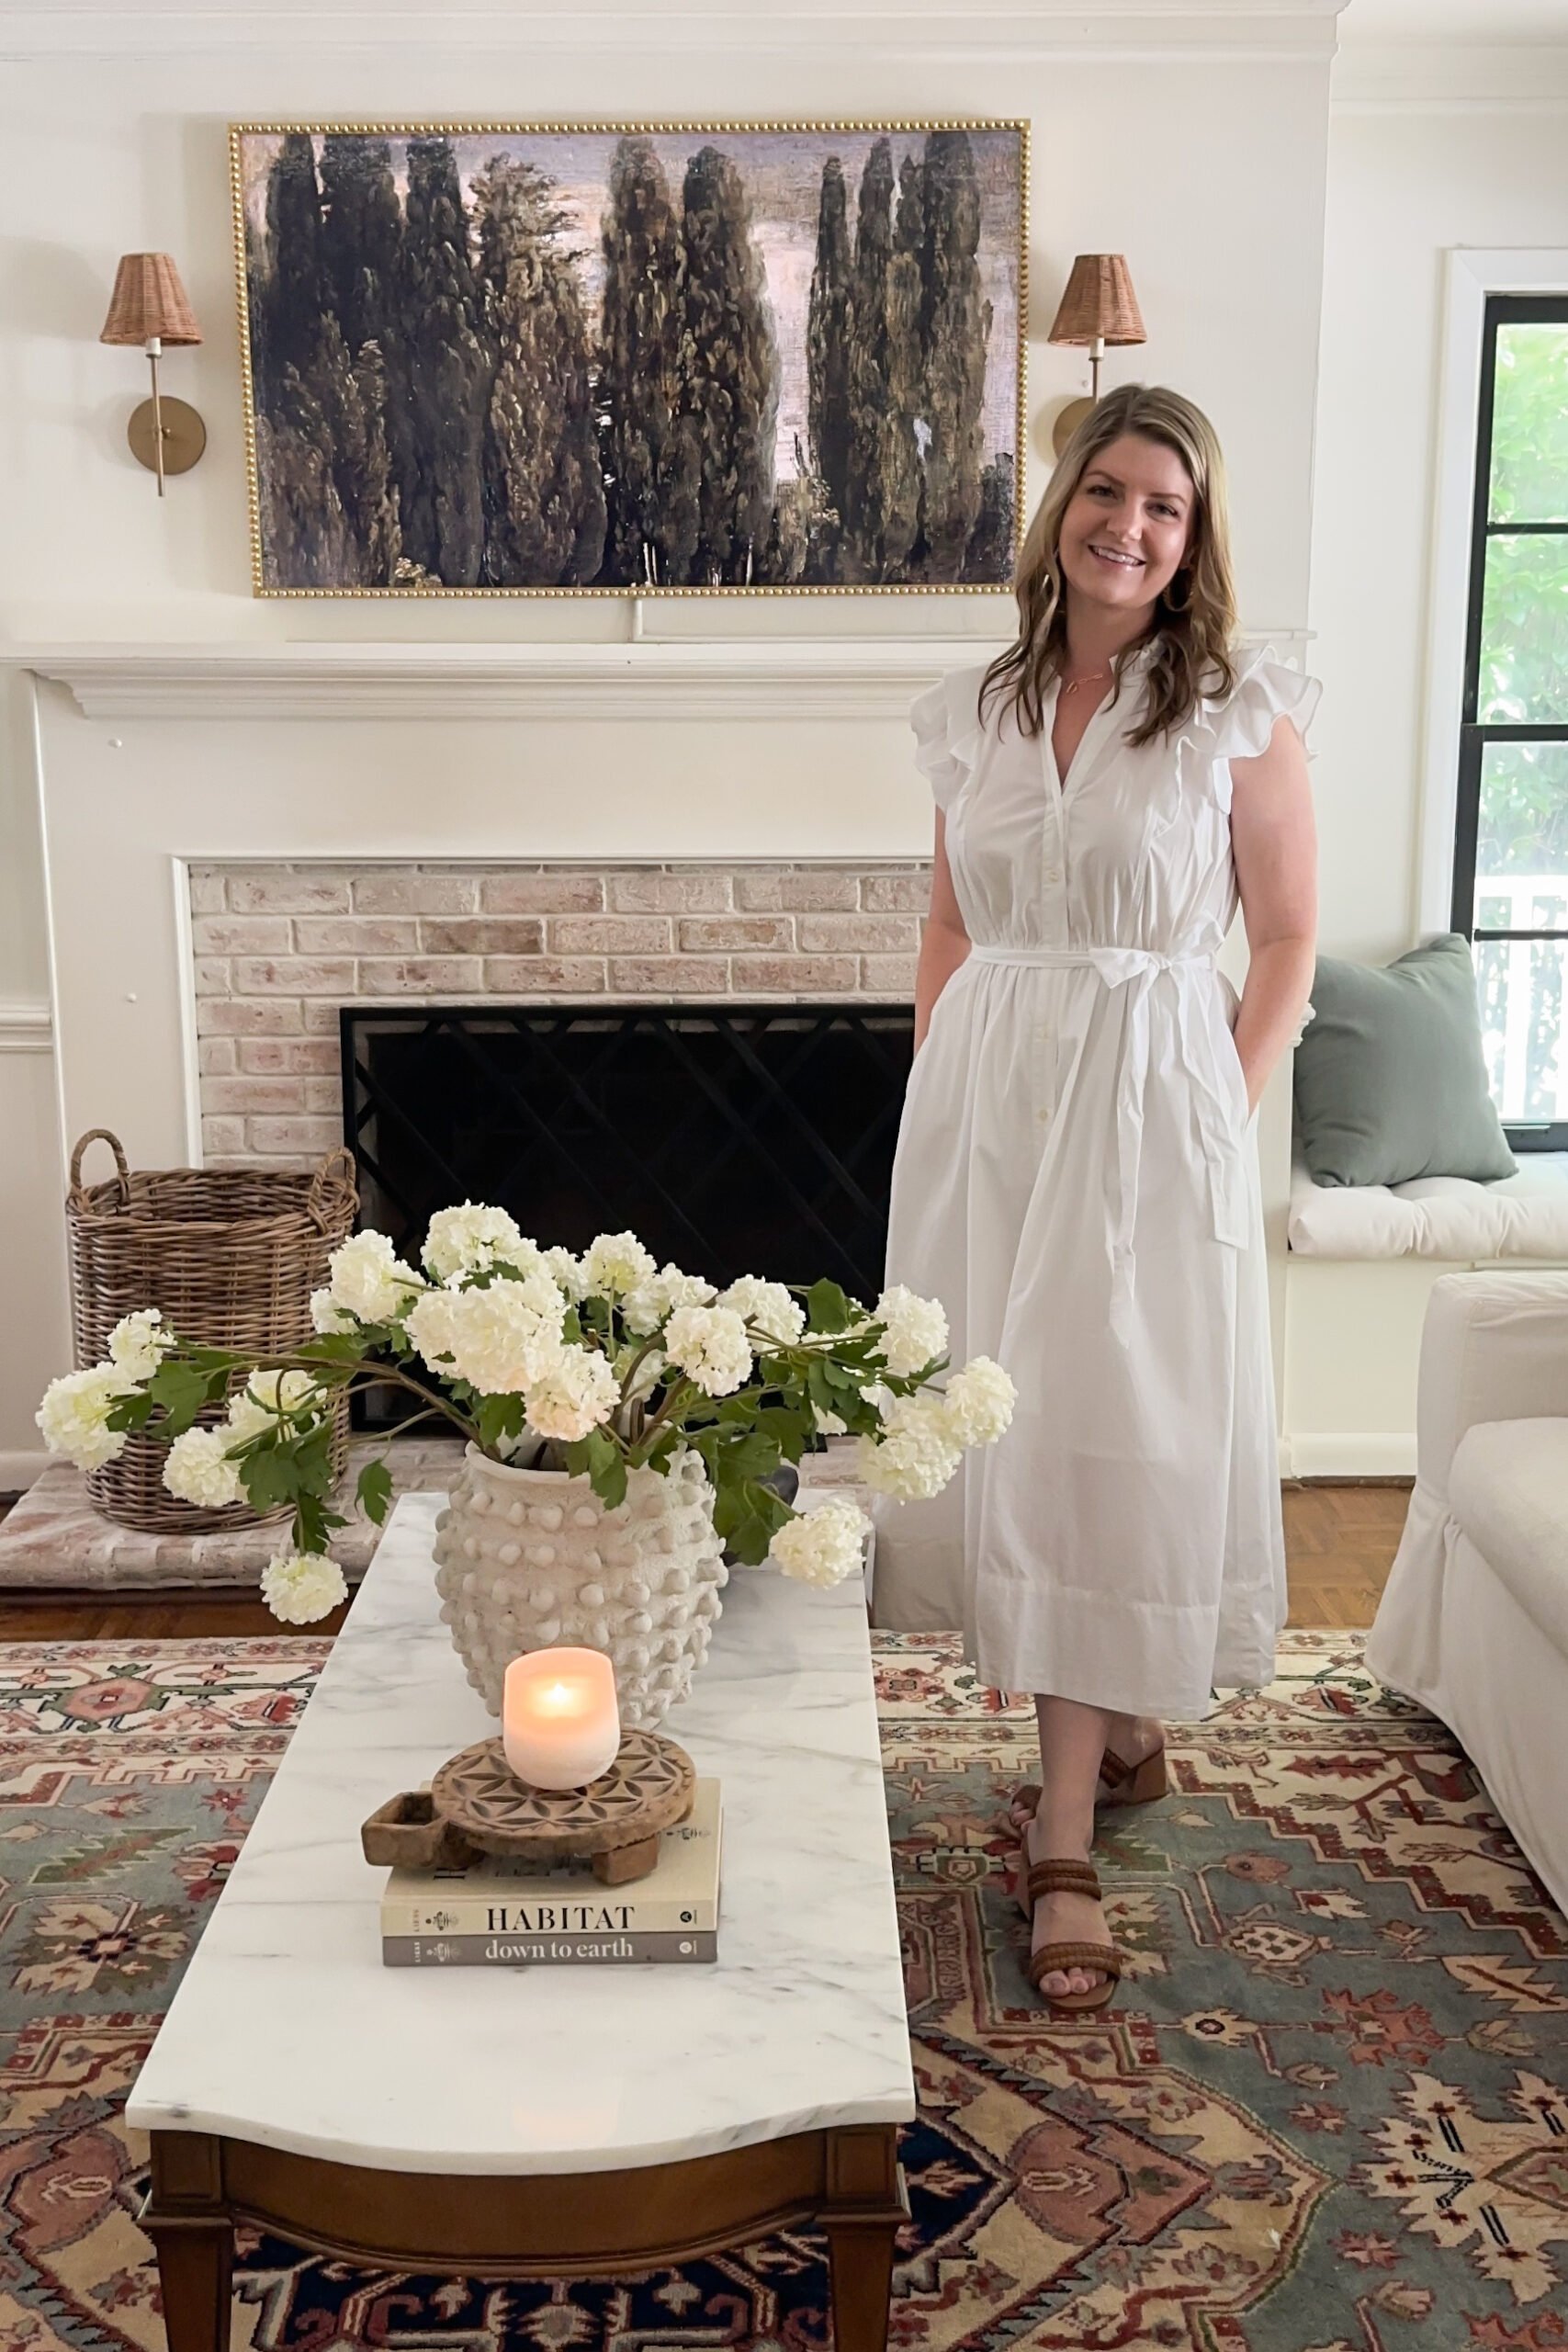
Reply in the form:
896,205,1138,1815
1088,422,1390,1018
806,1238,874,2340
100,253,202,347
1047,254,1145,349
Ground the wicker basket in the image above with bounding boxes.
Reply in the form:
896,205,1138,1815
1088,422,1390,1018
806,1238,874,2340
65,1129,359,1533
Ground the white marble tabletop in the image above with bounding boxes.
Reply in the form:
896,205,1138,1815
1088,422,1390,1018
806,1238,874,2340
125,1495,915,2176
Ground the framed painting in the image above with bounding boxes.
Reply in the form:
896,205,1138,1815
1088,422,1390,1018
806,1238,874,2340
230,119,1027,595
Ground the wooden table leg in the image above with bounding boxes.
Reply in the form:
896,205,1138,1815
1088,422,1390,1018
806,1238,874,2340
825,2213,900,2352
822,2126,907,2352
146,2217,232,2352
145,2132,233,2352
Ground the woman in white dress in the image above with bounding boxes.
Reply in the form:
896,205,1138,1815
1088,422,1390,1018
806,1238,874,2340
874,385,1320,2011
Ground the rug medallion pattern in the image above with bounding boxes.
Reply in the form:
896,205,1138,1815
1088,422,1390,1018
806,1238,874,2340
1,1632,1564,2351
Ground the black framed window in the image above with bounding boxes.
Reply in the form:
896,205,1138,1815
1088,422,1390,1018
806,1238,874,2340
1450,293,1568,1151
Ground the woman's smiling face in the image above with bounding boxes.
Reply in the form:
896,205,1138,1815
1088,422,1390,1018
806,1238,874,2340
1057,433,1196,618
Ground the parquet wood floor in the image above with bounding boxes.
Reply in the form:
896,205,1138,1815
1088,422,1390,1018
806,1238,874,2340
0,1482,1410,1642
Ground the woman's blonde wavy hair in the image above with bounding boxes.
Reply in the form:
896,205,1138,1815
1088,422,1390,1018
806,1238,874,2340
980,384,1241,752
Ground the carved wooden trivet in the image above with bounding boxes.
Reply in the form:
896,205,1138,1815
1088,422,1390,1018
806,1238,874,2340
361,1730,695,1885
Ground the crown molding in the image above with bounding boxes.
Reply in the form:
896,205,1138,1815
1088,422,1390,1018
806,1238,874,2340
14,633,1311,723
0,5,1346,62
1333,40,1568,107
0,999,51,1054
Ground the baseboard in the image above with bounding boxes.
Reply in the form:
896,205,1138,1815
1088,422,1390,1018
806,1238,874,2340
0,1450,50,1493
1284,1432,1417,1478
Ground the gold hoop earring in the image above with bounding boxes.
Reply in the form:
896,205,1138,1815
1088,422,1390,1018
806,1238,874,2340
1163,568,1192,613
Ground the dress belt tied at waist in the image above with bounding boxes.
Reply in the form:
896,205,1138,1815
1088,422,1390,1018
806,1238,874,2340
965,944,1249,1341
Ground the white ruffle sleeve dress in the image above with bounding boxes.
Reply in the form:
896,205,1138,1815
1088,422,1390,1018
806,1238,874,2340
873,639,1322,1722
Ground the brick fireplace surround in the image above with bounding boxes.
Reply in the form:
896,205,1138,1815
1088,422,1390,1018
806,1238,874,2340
190,861,929,1169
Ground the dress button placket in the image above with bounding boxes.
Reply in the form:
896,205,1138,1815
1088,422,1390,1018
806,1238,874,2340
1038,790,1063,1124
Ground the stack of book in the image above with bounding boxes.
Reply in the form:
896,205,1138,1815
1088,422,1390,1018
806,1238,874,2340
379,1778,722,1967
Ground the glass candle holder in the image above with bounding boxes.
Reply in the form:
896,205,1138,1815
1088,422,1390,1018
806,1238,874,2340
502,1648,621,1791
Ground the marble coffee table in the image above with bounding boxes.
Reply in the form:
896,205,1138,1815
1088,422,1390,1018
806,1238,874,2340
127,1493,915,2350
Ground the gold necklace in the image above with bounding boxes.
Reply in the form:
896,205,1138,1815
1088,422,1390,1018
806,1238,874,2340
1061,663,1111,696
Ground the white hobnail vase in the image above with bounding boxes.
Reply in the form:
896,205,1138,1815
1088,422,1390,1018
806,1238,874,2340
431,1442,729,1733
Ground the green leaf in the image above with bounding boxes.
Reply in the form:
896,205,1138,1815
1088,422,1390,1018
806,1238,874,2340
755,1403,810,1461
239,1448,298,1512
105,1391,154,1433
294,1490,346,1559
147,1360,212,1436
584,1428,627,1510
475,1392,525,1453
712,1428,780,1481
291,1423,337,1498
714,1477,793,1566
356,1456,393,1525
805,1279,853,1334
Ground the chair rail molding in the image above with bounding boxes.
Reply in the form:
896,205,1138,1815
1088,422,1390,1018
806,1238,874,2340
13,632,1313,725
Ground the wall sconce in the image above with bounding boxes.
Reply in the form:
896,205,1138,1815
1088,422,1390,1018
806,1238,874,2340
99,254,206,495
1046,254,1146,459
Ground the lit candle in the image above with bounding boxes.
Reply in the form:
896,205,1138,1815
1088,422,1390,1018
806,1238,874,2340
502,1648,621,1791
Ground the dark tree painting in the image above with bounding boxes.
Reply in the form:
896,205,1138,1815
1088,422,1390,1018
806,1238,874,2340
235,122,1024,594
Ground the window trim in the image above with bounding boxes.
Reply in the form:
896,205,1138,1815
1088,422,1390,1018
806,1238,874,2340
1418,250,1568,1151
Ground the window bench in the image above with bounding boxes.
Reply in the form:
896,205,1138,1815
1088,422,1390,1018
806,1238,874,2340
1280,1155,1568,1477
1287,1153,1568,1261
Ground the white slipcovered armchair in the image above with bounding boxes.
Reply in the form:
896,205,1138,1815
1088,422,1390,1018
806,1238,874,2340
1367,1270,1568,1912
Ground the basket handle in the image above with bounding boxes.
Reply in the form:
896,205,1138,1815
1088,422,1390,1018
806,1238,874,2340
307,1144,359,1233
69,1128,131,1209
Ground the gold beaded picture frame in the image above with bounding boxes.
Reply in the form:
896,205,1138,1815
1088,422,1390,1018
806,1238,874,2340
229,119,1027,597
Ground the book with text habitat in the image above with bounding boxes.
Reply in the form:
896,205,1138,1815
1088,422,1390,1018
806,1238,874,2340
379,1777,722,1964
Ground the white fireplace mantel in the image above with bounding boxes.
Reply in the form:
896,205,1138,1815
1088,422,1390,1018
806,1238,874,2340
13,629,1310,724
15,640,1008,724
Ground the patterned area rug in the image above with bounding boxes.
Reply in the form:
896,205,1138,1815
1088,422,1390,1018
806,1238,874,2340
2,1631,1565,2352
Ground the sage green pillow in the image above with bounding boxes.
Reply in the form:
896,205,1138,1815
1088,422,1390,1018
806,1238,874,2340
1293,933,1517,1188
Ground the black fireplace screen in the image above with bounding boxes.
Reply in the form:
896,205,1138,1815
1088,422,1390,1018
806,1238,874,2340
341,1004,915,1421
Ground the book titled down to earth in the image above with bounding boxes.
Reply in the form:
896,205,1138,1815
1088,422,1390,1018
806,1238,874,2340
380,1778,723,1966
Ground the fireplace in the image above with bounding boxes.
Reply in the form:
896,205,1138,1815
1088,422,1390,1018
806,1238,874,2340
343,1000,915,1424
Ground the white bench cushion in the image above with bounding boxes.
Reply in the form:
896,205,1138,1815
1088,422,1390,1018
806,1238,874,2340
1449,1417,1568,1654
1288,1152,1568,1260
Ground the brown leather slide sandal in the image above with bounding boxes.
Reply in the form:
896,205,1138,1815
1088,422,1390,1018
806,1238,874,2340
1021,1857,1123,2014
1006,1741,1168,1832
1098,1742,1169,1804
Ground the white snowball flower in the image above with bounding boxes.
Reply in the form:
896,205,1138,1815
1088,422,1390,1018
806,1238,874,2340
310,1286,357,1335
326,1230,424,1324
524,1344,622,1442
36,1364,137,1471
422,1203,536,1286
583,1230,658,1297
874,1284,949,1377
663,1305,752,1397
856,1393,963,1502
772,1497,870,1588
938,1356,1017,1448
623,1262,717,1336
162,1426,244,1509
544,1246,590,1302
226,1369,323,1443
405,1271,565,1395
717,1275,806,1347
261,1550,348,1624
107,1308,175,1383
